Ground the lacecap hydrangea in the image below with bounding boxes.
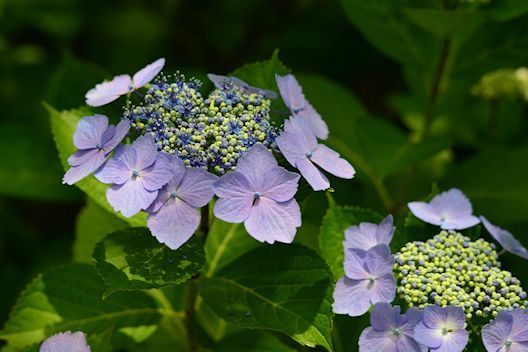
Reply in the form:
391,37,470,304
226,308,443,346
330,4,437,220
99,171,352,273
63,58,355,250
333,188,528,352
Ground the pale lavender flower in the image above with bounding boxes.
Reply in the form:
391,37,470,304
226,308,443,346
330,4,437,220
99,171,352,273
359,303,425,352
147,155,217,249
276,116,355,191
482,309,528,352
275,73,329,139
212,143,301,244
414,306,469,352
481,216,528,260
207,73,278,99
40,331,90,352
63,115,130,185
86,58,165,107
408,188,480,230
344,215,395,251
95,134,173,217
333,244,395,317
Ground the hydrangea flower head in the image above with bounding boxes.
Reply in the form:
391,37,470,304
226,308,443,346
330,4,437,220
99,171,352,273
147,154,217,249
95,134,173,217
344,215,395,251
408,188,480,230
207,73,278,99
86,58,165,107
40,331,90,352
414,305,469,352
359,303,425,352
63,115,130,185
481,216,528,260
212,143,301,243
482,309,528,352
276,73,329,139
333,244,395,317
276,116,355,191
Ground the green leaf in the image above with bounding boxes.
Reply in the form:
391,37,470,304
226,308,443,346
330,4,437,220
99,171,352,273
74,200,128,262
93,228,204,297
213,330,296,352
230,49,289,93
0,263,162,350
47,103,147,227
402,9,483,39
319,205,382,280
199,244,334,351
0,122,79,201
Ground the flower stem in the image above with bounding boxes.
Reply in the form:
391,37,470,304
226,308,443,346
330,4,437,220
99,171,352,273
185,278,200,352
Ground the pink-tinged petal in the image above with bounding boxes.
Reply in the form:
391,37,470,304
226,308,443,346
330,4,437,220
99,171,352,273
106,180,158,218
63,150,106,185
445,306,466,330
147,197,200,250
370,302,399,330
296,158,330,191
422,306,446,330
482,320,512,352
67,148,100,167
311,144,355,179
275,131,305,167
344,223,380,251
235,143,278,187
40,331,91,352
295,102,329,140
343,248,370,280
434,330,468,352
214,197,253,223
283,116,319,153
370,274,396,304
259,167,300,202
441,214,480,230
414,322,442,349
85,74,132,107
431,188,472,218
140,154,174,191
332,276,372,317
376,215,395,244
358,327,398,352
396,336,424,352
212,172,253,198
102,119,130,152
481,216,528,260
244,197,301,244
275,74,306,112
365,244,393,275
73,115,109,149
176,168,217,207
510,309,528,341
132,58,165,88
408,201,442,226
132,134,159,170
95,152,133,185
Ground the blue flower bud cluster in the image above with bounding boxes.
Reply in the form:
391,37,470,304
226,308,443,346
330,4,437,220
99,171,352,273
394,231,528,319
124,74,277,174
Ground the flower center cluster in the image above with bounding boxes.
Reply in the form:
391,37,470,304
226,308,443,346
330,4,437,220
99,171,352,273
124,74,277,174
395,231,528,319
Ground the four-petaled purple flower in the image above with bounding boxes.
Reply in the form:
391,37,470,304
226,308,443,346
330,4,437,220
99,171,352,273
359,303,426,352
276,116,355,191
482,309,528,352
63,115,130,185
408,188,480,230
207,73,278,99
481,216,528,260
275,73,329,139
147,155,217,250
95,134,173,217
212,143,301,244
40,331,91,352
344,215,395,251
333,244,395,317
414,305,469,352
86,58,165,107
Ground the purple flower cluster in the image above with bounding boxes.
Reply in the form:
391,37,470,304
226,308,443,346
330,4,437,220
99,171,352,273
65,59,356,249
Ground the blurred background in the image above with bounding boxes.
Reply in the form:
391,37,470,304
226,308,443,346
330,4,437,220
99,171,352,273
1,0,527,342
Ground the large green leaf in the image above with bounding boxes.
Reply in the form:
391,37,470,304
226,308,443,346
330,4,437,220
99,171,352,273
47,103,146,227
0,264,162,350
319,205,382,280
74,200,128,262
213,330,296,352
199,244,334,351
93,228,204,298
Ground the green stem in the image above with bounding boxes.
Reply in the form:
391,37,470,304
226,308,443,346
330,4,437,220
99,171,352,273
185,278,200,352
